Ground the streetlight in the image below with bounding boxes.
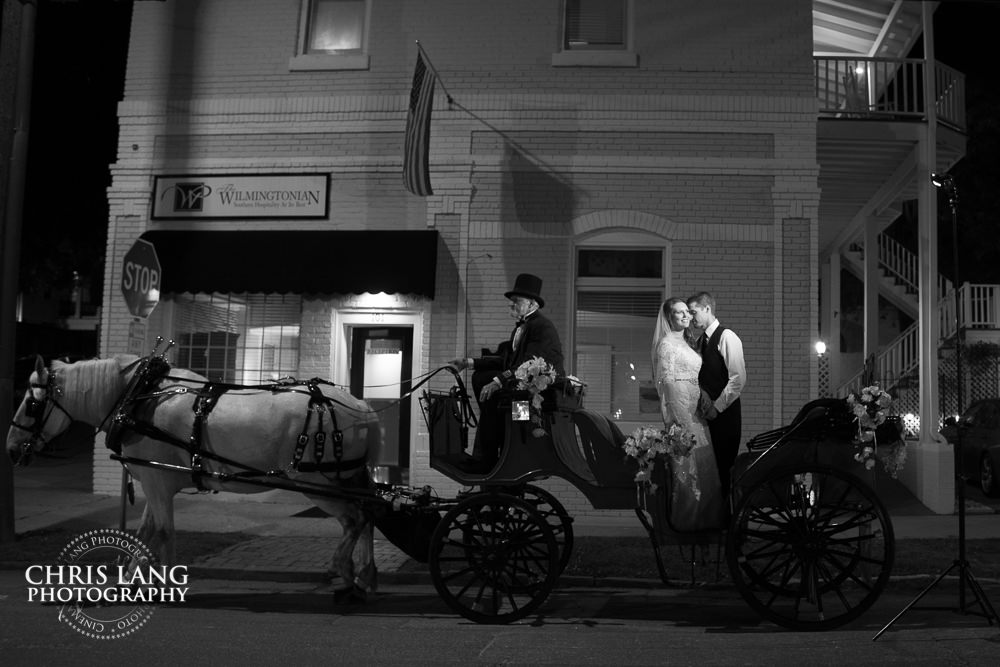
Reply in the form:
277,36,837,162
932,172,963,424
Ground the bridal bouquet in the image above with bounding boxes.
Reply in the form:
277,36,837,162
623,423,697,491
515,356,557,436
846,384,905,476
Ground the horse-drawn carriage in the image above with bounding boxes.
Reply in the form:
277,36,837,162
7,343,897,630
417,373,896,630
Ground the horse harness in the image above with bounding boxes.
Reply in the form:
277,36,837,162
109,358,367,491
8,372,74,461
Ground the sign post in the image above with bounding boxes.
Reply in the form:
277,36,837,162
119,238,161,530
120,239,161,319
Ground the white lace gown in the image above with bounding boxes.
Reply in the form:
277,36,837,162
654,335,726,533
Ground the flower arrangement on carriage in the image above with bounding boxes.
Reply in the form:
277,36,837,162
846,384,906,478
622,423,697,492
514,356,558,437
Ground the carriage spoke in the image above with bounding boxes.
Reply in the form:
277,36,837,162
815,556,860,609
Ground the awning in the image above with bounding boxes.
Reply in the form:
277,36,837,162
139,230,438,298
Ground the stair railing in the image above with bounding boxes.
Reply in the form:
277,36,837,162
838,284,1000,397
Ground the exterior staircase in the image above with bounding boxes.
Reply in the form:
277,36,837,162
841,234,950,320
837,234,1000,400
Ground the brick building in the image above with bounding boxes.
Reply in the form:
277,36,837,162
94,0,829,518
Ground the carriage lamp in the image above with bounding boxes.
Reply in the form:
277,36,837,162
814,341,827,356
512,400,530,421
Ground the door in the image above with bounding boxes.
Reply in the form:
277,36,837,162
349,327,413,471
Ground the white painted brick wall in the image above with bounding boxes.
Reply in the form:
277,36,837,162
95,0,819,513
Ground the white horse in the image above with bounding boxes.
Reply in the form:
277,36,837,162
6,354,382,601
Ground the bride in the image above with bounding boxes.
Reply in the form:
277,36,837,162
652,297,726,533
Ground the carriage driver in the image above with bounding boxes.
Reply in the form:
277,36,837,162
449,273,565,473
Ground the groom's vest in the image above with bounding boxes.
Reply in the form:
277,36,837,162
699,326,740,413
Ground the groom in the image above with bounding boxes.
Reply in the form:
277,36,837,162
688,292,747,496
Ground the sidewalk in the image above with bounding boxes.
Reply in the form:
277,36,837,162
6,436,999,585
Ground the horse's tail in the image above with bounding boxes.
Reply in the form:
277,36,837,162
364,407,383,475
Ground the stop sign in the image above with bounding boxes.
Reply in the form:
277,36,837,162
121,239,162,318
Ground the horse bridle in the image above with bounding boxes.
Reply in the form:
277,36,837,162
8,374,74,464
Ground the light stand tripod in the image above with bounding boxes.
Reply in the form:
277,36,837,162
874,173,999,639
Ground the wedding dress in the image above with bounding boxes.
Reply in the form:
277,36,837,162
654,334,726,533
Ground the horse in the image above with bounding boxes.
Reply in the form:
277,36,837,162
6,354,383,601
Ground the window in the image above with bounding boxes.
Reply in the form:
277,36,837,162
306,0,365,53
574,247,664,422
172,294,301,384
552,0,636,67
564,0,626,50
290,0,370,71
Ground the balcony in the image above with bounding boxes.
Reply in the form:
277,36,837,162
815,56,965,132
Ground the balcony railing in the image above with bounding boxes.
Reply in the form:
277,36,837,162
939,283,1000,340
815,56,965,132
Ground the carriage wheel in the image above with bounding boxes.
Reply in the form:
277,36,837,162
428,492,558,624
726,464,894,631
518,484,574,576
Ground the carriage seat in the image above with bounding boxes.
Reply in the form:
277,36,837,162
745,398,855,454
569,409,636,488
540,376,586,413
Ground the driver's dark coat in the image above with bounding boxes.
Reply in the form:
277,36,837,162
471,310,565,389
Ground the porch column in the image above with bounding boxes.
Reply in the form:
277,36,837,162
912,3,954,514
863,220,879,366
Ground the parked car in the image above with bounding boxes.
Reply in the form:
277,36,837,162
940,399,1000,497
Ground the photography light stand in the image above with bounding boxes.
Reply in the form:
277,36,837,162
874,174,999,640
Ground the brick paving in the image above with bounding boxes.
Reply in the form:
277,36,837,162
190,535,411,580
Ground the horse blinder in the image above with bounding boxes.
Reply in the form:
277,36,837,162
25,397,45,420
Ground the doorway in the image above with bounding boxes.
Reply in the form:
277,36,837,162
349,326,414,472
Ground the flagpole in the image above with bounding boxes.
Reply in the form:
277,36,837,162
415,41,454,105
410,41,581,196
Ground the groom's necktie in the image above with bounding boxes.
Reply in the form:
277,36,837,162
698,334,708,355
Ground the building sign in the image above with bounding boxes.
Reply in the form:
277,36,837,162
151,174,329,220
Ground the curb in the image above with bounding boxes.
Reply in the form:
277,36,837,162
183,565,1000,589
6,562,1000,589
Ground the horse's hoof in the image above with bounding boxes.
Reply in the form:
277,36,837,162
333,585,368,605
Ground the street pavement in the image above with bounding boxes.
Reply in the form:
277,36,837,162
3,435,1000,663
1,567,998,665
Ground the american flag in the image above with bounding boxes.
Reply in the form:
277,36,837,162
403,52,436,196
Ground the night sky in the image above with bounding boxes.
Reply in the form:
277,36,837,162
17,0,1000,303
20,0,131,304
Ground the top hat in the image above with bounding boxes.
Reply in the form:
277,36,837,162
504,273,545,308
